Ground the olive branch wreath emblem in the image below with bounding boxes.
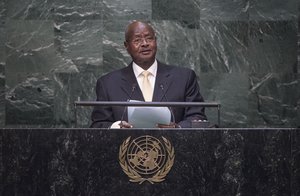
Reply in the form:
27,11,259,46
119,136,175,184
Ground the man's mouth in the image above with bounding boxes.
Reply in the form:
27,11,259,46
140,50,151,55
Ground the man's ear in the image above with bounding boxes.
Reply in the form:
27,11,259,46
124,41,128,49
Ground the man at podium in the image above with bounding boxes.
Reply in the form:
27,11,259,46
91,21,207,128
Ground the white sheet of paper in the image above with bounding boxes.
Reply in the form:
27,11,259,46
128,100,171,128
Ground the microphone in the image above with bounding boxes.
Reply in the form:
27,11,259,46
119,83,137,127
160,84,176,125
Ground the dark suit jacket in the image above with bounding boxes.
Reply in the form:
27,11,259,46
90,61,207,128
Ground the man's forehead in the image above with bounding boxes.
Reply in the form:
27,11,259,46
125,21,155,40
132,29,153,36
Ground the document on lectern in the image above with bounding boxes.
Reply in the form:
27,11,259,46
128,100,171,128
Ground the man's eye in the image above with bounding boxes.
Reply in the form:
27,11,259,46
146,37,154,41
133,39,141,43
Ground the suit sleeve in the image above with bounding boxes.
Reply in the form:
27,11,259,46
90,78,114,128
177,70,207,128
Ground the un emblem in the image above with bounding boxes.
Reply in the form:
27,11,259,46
119,135,175,184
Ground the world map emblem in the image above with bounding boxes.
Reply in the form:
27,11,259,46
119,135,175,184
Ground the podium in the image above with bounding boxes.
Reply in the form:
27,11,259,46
74,101,221,127
1,128,299,196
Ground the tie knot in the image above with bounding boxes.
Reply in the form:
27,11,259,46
142,70,151,77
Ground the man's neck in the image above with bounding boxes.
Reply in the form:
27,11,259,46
136,59,155,70
132,59,157,78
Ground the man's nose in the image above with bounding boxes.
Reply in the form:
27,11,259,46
141,38,149,46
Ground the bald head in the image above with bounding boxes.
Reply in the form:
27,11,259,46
125,21,156,42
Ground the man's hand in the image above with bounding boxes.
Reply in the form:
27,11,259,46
119,121,133,128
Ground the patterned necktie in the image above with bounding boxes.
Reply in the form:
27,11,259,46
141,71,153,102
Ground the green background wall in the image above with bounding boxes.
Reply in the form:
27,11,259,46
0,0,299,128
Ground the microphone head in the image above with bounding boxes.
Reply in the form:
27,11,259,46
132,83,137,89
160,84,164,90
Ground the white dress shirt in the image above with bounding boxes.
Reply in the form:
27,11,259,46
132,60,157,92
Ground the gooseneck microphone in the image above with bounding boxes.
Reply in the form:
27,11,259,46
120,83,137,126
160,84,176,124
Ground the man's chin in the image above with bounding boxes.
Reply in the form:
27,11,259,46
135,57,155,65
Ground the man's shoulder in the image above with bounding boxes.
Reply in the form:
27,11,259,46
98,66,129,81
159,62,194,73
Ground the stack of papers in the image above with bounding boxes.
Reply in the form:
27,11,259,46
128,100,171,128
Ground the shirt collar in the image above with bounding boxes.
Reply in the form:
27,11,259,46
132,59,157,78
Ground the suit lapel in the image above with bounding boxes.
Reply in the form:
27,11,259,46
120,63,144,101
153,62,173,102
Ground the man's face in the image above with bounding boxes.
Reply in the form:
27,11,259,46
124,23,157,67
